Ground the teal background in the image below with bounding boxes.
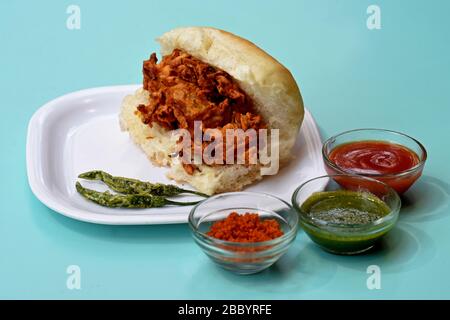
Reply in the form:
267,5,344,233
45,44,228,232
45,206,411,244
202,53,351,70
1,0,449,299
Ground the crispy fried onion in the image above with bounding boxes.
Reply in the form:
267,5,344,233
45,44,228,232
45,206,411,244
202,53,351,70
137,49,266,174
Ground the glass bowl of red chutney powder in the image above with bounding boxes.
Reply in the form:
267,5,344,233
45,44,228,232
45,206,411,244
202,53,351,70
188,192,298,275
322,128,427,194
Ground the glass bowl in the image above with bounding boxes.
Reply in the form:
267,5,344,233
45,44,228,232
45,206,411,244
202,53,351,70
292,174,401,255
322,128,427,194
188,192,298,275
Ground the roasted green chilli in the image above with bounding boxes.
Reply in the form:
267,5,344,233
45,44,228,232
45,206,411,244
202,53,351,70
78,170,209,197
76,170,208,208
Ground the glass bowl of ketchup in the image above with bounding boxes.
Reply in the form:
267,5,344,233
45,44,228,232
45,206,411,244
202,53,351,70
322,129,427,194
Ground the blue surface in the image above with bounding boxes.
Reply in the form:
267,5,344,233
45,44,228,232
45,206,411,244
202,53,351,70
1,0,450,299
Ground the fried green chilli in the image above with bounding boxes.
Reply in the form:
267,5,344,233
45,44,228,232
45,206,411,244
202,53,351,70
76,182,202,208
78,170,209,197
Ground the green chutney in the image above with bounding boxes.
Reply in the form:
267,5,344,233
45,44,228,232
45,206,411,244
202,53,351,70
299,190,394,254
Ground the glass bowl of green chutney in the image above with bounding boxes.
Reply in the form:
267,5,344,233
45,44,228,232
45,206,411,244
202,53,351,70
292,174,401,255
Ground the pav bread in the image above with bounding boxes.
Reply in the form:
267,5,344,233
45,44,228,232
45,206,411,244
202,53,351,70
120,27,304,195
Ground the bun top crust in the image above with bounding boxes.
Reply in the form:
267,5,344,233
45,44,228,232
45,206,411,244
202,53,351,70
157,27,304,163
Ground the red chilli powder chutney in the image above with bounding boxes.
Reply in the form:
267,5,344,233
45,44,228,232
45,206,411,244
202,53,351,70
207,212,284,242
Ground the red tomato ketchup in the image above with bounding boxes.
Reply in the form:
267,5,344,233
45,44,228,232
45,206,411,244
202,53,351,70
326,141,423,194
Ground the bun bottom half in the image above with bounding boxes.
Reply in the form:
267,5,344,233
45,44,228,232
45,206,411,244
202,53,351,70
119,88,263,195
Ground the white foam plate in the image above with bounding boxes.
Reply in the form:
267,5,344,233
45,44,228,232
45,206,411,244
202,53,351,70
26,85,326,225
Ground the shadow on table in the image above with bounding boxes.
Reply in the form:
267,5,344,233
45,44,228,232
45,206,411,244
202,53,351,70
187,232,338,294
307,222,436,274
399,175,450,223
188,221,437,294
28,191,191,245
